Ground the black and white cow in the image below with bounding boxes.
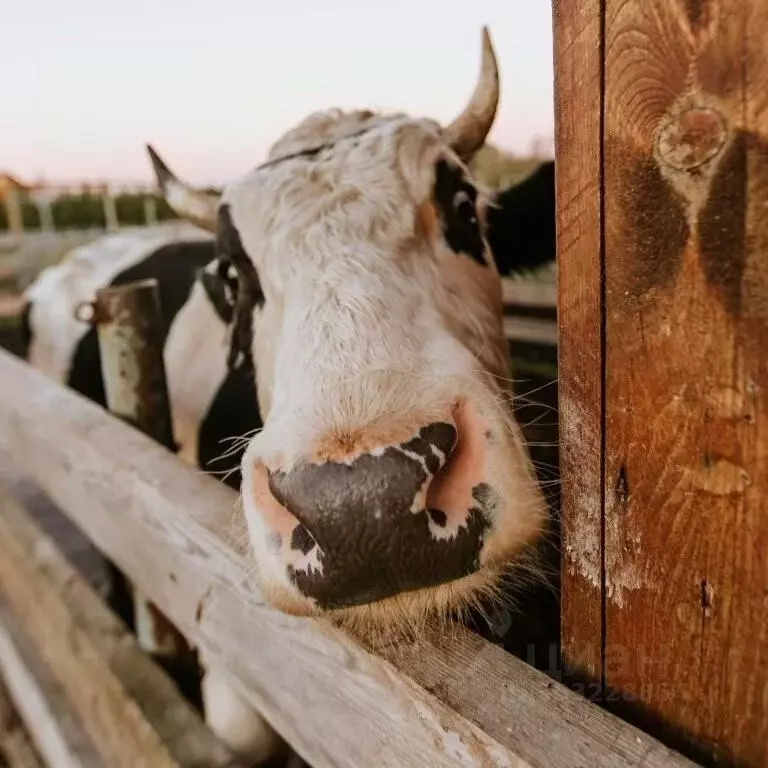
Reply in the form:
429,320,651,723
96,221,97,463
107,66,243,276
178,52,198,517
21,28,557,764
21,224,261,489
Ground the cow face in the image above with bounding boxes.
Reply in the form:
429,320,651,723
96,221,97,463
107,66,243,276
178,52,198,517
149,28,547,634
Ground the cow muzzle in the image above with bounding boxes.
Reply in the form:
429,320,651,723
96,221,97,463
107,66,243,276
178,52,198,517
245,401,498,609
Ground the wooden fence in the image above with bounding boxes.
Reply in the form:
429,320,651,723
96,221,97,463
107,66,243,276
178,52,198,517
1,186,165,239
555,0,767,765
0,348,697,768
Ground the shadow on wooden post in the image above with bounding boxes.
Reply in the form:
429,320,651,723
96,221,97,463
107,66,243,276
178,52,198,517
75,279,198,694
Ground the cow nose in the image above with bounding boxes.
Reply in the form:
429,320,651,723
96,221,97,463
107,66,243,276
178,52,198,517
264,419,493,609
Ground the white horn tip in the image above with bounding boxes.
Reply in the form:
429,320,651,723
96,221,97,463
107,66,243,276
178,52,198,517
481,25,493,51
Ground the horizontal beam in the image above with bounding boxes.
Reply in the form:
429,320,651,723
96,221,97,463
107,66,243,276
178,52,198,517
0,349,696,768
503,315,558,346
0,478,241,768
501,279,557,310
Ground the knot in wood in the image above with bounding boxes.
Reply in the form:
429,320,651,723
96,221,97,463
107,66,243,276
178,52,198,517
656,107,727,172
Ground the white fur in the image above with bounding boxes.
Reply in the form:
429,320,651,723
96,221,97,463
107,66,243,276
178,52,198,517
163,273,232,466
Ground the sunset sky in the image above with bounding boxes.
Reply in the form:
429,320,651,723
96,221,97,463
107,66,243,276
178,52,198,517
3,0,555,186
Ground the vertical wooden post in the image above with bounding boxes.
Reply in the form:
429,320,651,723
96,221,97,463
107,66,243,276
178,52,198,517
556,0,768,765
35,200,55,234
85,279,188,661
143,196,158,227
5,188,23,239
103,194,119,232
552,0,605,687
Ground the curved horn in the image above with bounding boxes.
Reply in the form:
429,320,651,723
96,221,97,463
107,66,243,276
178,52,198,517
444,27,500,160
145,144,218,233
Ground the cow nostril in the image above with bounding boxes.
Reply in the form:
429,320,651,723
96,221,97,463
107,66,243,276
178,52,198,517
290,523,316,555
425,400,489,528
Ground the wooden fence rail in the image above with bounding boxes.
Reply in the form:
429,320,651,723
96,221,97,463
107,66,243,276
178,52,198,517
0,348,696,768
0,482,240,768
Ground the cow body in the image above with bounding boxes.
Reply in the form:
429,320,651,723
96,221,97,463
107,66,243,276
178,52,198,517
22,28,559,765
23,224,262,489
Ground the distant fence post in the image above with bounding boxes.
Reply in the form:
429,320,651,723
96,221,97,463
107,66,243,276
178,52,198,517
77,279,189,664
5,188,23,239
144,196,158,227
103,193,119,232
36,199,55,233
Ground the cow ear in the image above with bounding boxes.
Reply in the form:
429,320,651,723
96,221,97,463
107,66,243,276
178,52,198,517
485,161,556,277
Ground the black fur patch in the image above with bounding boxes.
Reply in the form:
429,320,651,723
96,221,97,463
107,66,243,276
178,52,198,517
486,161,556,276
433,159,486,265
196,361,262,491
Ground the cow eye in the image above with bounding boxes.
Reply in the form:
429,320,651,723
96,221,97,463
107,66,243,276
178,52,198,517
453,190,477,225
217,259,239,308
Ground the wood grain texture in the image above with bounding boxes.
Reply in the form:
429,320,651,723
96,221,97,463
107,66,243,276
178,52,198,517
0,601,105,768
0,482,242,768
552,0,605,683
0,349,699,768
603,0,768,764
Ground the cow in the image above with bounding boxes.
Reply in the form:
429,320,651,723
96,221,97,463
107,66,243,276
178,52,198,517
22,226,263,489
20,27,558,765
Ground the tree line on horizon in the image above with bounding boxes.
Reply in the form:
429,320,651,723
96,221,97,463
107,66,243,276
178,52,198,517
1,144,545,232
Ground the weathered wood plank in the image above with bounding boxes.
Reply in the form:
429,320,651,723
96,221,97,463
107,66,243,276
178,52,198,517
552,0,605,684
501,279,557,310
0,601,104,768
0,458,112,601
602,0,768,763
0,349,698,768
503,315,558,345
0,481,242,768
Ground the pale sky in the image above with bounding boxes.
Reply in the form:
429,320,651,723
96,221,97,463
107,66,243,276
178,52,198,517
2,0,554,187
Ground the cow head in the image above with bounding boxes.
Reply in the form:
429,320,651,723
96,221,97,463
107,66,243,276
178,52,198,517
148,28,547,635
